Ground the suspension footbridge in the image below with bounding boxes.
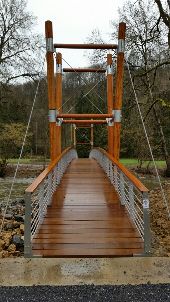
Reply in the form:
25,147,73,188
24,21,151,257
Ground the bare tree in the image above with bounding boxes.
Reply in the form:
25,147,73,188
154,0,170,47
0,0,44,84
114,0,170,175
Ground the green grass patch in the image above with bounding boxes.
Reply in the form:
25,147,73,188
3,157,50,164
120,158,166,169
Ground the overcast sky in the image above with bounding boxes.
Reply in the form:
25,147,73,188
27,0,125,67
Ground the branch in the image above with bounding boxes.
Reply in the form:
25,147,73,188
133,60,170,78
143,99,160,121
154,0,170,27
6,73,39,83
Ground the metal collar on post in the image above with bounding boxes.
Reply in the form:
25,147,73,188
118,39,125,53
113,109,122,123
46,37,54,52
107,65,113,75
48,109,56,122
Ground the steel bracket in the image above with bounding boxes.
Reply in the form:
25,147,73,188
107,65,113,75
48,109,56,123
114,109,122,122
56,118,63,126
56,63,62,74
46,38,54,52
106,118,114,126
118,39,125,53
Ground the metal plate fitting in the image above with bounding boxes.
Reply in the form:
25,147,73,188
56,64,62,74
46,38,54,52
114,110,122,122
106,118,114,126
143,198,149,209
56,118,63,126
48,109,56,122
118,39,125,53
107,65,113,75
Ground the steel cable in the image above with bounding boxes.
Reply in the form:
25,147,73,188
0,57,46,235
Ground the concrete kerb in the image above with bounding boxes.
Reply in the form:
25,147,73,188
0,257,169,286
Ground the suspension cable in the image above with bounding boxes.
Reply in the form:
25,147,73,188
62,57,105,114
63,78,104,114
126,59,170,218
0,57,46,235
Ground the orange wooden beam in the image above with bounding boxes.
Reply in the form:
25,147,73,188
107,54,114,156
62,120,107,124
45,20,56,161
54,43,118,49
63,68,106,73
113,22,126,160
55,52,62,156
25,147,72,193
57,114,112,119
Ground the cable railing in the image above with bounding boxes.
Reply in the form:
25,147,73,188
89,148,151,255
24,147,78,257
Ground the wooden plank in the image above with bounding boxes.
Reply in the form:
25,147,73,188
32,237,143,244
32,158,144,257
37,227,138,234
32,243,143,249
33,232,141,239
41,220,133,226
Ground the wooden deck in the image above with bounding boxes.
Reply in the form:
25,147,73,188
32,158,143,257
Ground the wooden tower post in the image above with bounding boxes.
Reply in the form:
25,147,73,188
113,22,126,160
55,52,62,156
90,122,94,149
45,20,56,161
107,53,114,155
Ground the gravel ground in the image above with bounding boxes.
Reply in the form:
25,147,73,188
0,284,170,302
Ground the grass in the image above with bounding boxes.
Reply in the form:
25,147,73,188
1,157,166,169
4,157,50,164
120,158,166,169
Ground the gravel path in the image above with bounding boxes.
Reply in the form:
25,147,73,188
0,284,170,301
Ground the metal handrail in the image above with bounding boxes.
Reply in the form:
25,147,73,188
90,148,151,255
96,147,149,192
24,147,78,257
26,147,73,193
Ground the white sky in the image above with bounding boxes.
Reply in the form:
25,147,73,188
27,0,125,67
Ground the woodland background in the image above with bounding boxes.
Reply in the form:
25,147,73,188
0,0,170,175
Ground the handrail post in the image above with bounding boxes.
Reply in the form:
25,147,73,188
114,165,118,190
56,52,62,156
142,192,151,255
39,181,44,223
24,192,32,258
47,172,52,206
120,172,125,205
45,20,56,161
129,182,135,221
113,22,126,160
